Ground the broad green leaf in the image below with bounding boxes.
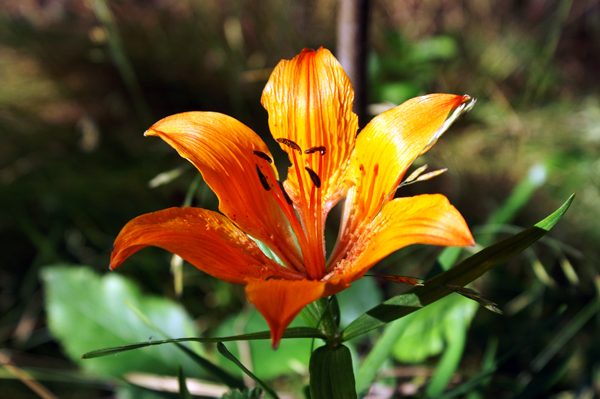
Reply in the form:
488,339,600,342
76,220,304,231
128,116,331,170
391,295,476,364
42,265,201,377
178,366,193,399
221,388,263,399
342,194,574,341
217,343,279,399
309,345,357,399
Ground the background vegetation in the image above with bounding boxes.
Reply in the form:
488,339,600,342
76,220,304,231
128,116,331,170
1,0,599,398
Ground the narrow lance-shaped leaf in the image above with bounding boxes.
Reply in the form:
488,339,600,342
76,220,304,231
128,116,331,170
342,194,575,341
217,343,279,399
81,327,325,359
446,285,503,314
175,343,245,391
125,298,245,390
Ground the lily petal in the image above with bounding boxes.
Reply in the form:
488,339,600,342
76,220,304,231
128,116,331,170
330,94,470,268
261,47,358,215
245,278,328,348
331,194,474,283
110,207,304,284
146,112,303,271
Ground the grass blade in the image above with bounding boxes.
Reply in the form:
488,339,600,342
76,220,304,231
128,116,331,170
81,327,324,359
177,365,193,399
437,306,566,399
217,343,279,399
174,343,244,391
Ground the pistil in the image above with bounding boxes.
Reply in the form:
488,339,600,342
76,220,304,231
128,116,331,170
253,155,308,274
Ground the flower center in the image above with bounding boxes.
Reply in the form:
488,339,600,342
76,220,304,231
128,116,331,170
253,140,327,280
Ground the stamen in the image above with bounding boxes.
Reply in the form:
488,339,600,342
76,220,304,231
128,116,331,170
276,138,302,153
277,181,293,205
259,161,309,274
304,146,326,156
305,167,321,188
253,150,273,163
255,164,271,191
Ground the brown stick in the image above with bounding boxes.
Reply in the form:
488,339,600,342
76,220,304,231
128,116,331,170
337,0,371,127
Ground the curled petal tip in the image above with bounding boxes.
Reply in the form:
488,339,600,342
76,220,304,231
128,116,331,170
462,94,472,102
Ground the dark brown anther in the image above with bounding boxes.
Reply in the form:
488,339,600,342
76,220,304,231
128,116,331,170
304,167,321,188
304,146,327,156
278,181,293,205
255,164,271,191
253,150,273,163
276,138,302,153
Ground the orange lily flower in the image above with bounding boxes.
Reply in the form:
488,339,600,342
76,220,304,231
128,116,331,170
110,47,475,348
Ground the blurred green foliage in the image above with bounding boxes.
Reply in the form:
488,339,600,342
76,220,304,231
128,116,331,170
1,0,599,398
42,265,203,377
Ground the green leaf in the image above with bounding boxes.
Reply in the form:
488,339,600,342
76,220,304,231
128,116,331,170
124,298,244,390
446,285,503,314
391,295,476,363
221,388,263,399
438,306,566,399
425,313,468,398
174,343,244,391
355,295,476,395
217,343,279,399
116,385,172,399
213,308,317,380
81,326,324,359
309,344,357,399
484,164,547,240
299,298,330,329
178,365,193,399
342,194,574,341
337,277,383,330
42,265,201,377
